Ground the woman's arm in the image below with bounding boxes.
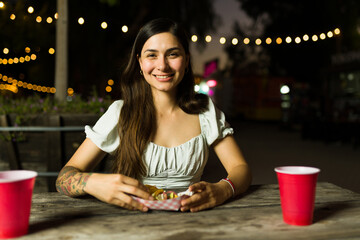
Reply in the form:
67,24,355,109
56,138,152,211
180,135,251,212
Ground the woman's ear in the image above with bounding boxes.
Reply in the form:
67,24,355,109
137,54,143,69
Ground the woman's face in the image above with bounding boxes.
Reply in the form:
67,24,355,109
138,32,189,95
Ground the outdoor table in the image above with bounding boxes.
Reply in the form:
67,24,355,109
23,182,360,239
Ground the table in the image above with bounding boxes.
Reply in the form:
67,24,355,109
23,182,360,239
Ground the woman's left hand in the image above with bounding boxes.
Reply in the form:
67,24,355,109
180,181,233,212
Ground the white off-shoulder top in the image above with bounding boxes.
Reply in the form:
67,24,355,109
85,97,233,189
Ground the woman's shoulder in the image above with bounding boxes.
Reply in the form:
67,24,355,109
106,99,124,113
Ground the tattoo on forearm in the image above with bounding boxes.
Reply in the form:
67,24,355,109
56,166,92,197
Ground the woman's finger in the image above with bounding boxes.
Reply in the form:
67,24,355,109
118,183,152,200
112,192,149,212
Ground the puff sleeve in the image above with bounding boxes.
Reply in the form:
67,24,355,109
201,97,234,146
84,100,123,154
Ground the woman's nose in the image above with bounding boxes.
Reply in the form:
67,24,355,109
156,56,168,71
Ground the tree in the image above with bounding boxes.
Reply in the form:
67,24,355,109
232,0,360,82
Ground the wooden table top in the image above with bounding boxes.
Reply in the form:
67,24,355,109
23,182,360,240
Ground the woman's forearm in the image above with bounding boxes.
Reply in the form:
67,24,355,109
56,166,93,197
227,164,252,196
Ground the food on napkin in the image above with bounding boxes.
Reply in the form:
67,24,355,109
145,185,178,200
132,185,193,211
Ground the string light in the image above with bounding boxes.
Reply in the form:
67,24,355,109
0,73,56,94
78,17,85,25
0,1,4,8
231,38,238,45
255,38,262,45
219,37,226,44
101,22,108,29
191,35,198,42
205,35,212,42
121,25,128,33
27,6,34,14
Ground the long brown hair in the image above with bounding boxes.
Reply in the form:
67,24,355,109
113,18,208,180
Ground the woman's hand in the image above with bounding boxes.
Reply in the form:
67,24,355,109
180,181,233,212
85,173,153,212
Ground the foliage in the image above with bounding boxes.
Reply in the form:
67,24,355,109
0,94,112,125
0,93,112,142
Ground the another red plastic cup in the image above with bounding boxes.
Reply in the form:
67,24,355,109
0,170,37,239
275,166,320,226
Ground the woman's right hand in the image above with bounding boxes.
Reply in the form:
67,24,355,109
84,173,153,212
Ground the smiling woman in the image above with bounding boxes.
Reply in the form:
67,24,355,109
55,18,251,213
138,32,189,94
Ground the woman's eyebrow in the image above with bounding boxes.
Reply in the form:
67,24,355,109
143,47,181,54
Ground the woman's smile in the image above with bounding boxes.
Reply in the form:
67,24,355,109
153,73,175,81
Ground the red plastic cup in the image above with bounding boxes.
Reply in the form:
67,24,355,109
0,170,37,239
275,166,320,226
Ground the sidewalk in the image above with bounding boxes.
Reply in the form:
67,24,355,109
203,120,360,193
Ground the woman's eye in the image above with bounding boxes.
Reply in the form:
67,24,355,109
168,52,179,57
146,54,157,58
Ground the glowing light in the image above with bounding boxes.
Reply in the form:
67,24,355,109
200,83,209,93
280,85,290,94
30,54,36,60
122,25,128,33
78,17,85,25
320,33,326,40
46,17,53,24
3,48,9,54
191,35,198,42
327,31,333,38
205,35,212,42
10,14,16,20
334,28,340,35
285,36,292,43
67,88,74,96
28,6,34,14
243,38,250,44
232,38,238,45
194,85,200,92
312,35,318,41
295,37,301,44
266,37,272,44
219,37,226,44
101,22,108,29
25,47,31,53
54,13,58,19
49,48,55,54
276,37,282,44
107,79,114,85
255,38,262,45
0,1,4,8
105,86,112,92
303,34,309,41
206,79,217,88
36,16,42,23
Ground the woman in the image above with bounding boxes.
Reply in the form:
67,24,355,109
56,18,251,212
